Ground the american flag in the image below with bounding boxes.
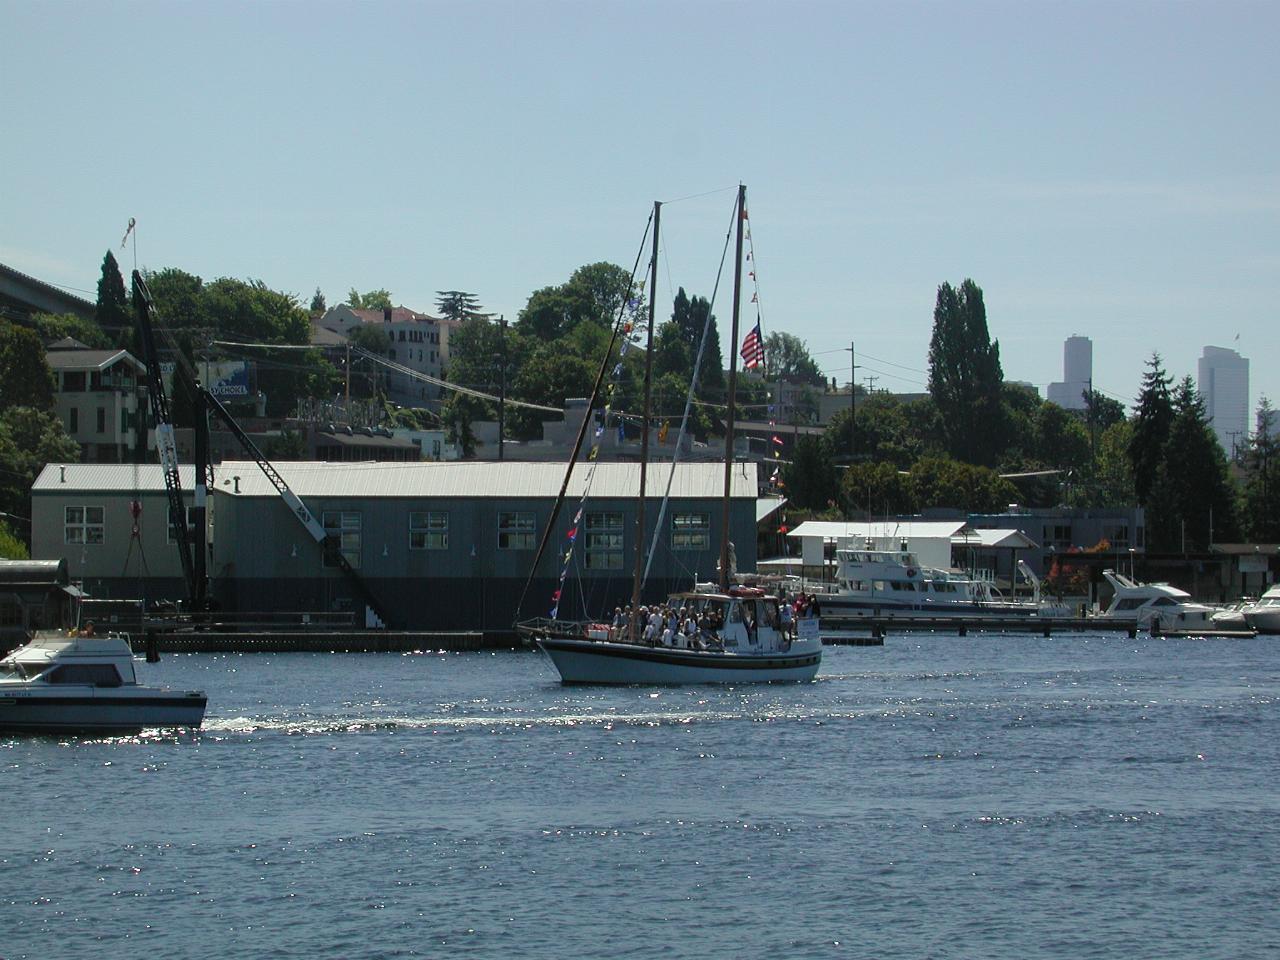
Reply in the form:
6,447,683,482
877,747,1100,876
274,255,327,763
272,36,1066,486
740,323,764,369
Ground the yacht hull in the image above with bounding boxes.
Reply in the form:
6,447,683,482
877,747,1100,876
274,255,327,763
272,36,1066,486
1244,609,1280,634
0,689,207,732
535,636,822,685
817,597,1068,619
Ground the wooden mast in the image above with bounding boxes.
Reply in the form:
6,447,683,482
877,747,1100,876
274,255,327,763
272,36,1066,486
719,184,746,592
629,200,661,631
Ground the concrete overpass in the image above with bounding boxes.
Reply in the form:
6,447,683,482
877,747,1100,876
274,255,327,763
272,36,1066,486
0,261,95,322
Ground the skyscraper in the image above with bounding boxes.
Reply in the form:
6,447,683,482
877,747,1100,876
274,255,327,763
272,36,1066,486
1047,335,1092,411
1198,345,1249,458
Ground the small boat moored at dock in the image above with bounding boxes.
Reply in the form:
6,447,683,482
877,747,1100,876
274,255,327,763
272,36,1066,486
0,632,207,733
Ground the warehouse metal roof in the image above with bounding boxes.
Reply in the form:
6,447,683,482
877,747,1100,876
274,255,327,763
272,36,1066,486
34,461,757,500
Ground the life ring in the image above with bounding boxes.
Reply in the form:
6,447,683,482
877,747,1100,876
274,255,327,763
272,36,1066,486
906,568,917,577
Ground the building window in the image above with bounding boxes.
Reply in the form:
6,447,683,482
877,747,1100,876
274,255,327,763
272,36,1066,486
672,512,710,550
65,506,105,545
585,512,623,570
1102,524,1129,549
410,511,448,550
323,511,362,568
63,371,86,392
498,512,535,550
69,408,78,432
96,408,106,433
167,505,198,544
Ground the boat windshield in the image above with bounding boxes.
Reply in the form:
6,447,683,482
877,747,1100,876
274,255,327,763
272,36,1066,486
0,662,42,681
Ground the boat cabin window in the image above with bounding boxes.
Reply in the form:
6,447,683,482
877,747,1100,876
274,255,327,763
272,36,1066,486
1,662,39,680
46,663,124,687
1152,597,1178,607
1115,598,1146,611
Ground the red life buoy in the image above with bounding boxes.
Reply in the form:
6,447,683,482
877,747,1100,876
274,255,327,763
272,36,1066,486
907,568,917,577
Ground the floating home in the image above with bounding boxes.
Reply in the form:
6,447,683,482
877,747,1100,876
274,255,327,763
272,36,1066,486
30,461,760,633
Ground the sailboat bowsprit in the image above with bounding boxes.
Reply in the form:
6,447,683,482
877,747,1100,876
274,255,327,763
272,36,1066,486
516,186,823,685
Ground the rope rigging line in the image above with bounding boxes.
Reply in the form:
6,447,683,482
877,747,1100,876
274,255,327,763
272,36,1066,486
513,208,656,623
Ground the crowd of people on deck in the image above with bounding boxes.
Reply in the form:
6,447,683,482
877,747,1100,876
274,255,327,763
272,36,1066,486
598,588,823,647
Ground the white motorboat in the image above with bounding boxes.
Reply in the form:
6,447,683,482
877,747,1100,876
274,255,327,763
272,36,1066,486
810,543,1071,621
1243,585,1280,634
1095,569,1216,631
0,632,207,733
527,586,822,685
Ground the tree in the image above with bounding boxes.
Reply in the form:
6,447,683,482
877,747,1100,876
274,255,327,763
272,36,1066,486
1093,420,1136,507
1146,377,1240,551
435,291,491,323
909,456,1019,512
441,393,485,458
94,250,131,338
669,288,724,395
764,331,824,386
310,288,326,313
840,461,916,517
0,323,55,412
1128,352,1174,506
1242,397,1279,542
1083,389,1125,432
782,435,838,509
346,288,393,311
0,406,79,547
926,279,1005,465
31,312,111,349
0,520,28,559
517,263,640,342
348,324,391,355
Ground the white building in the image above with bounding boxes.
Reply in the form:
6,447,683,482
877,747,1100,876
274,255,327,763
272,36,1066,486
316,305,458,409
1198,345,1249,458
1047,335,1092,410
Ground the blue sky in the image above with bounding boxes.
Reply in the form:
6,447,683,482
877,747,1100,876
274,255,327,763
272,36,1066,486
4,0,1277,416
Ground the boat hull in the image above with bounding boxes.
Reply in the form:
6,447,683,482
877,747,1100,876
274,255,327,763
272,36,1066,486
0,689,207,732
535,636,821,685
1244,609,1280,634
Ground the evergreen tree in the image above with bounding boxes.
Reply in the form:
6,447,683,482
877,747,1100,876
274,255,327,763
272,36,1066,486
1243,397,1279,542
1146,377,1240,551
94,250,131,340
926,279,1005,466
310,288,326,313
1128,352,1173,505
669,288,724,395
435,291,491,323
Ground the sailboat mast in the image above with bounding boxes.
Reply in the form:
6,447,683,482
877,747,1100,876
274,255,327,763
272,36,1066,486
719,184,746,592
630,200,661,617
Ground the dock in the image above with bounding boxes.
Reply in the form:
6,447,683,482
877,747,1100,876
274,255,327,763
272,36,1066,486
144,630,493,653
819,616,1258,642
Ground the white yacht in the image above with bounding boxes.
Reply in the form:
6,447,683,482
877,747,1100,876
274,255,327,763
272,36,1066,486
1095,570,1216,631
811,543,1070,620
1243,585,1280,634
0,632,207,733
528,586,822,685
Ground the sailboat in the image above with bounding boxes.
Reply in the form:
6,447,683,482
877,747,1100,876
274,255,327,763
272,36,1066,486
517,187,823,684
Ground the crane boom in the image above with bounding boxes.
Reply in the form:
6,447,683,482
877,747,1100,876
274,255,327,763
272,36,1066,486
202,391,390,628
132,271,200,603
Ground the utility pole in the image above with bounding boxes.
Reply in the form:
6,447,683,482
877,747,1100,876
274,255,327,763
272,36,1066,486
864,375,878,394
844,341,860,462
497,316,507,462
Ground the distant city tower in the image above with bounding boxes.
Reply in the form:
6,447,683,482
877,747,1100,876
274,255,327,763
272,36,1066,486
1197,345,1249,457
1047,335,1092,411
